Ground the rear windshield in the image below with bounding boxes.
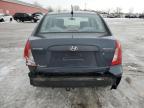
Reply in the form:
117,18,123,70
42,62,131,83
37,13,107,33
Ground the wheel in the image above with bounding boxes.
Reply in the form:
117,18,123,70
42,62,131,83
31,19,34,23
111,77,121,89
1,19,4,22
34,20,37,23
16,19,21,22
10,18,12,22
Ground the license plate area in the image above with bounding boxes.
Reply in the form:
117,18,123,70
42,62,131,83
48,51,97,67
62,52,84,61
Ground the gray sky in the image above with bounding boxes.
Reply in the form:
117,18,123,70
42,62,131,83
20,0,144,13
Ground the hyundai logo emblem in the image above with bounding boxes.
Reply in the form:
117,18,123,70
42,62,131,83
70,46,78,51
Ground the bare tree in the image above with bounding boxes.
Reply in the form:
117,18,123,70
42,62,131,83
129,8,134,14
57,6,62,12
47,6,54,12
107,8,111,15
115,7,122,14
73,5,80,11
33,1,42,7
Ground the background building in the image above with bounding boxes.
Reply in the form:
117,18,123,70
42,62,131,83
0,0,48,15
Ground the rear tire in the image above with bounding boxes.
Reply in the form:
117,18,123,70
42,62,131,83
10,18,12,22
31,19,34,23
1,19,4,22
28,72,37,86
34,20,37,23
111,77,121,89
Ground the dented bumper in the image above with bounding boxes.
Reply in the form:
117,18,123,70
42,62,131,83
28,65,122,89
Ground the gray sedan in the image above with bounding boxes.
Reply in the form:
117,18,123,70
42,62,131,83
24,11,123,89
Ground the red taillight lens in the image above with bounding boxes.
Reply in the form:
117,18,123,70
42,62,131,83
111,40,122,66
24,40,31,59
24,40,36,66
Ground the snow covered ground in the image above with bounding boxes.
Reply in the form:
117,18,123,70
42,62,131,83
0,19,144,108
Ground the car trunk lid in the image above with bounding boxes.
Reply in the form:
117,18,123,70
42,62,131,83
30,34,115,73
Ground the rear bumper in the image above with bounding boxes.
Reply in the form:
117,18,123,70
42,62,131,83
29,75,115,88
28,65,122,89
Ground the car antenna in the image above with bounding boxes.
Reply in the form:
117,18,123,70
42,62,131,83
71,5,73,17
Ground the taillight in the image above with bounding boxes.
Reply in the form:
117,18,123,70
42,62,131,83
24,40,36,66
111,40,122,66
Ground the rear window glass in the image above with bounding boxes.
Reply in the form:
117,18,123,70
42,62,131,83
38,13,107,33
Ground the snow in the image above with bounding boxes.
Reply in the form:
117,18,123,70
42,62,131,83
0,66,12,81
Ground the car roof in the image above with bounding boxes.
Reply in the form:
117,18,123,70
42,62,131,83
47,11,98,15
